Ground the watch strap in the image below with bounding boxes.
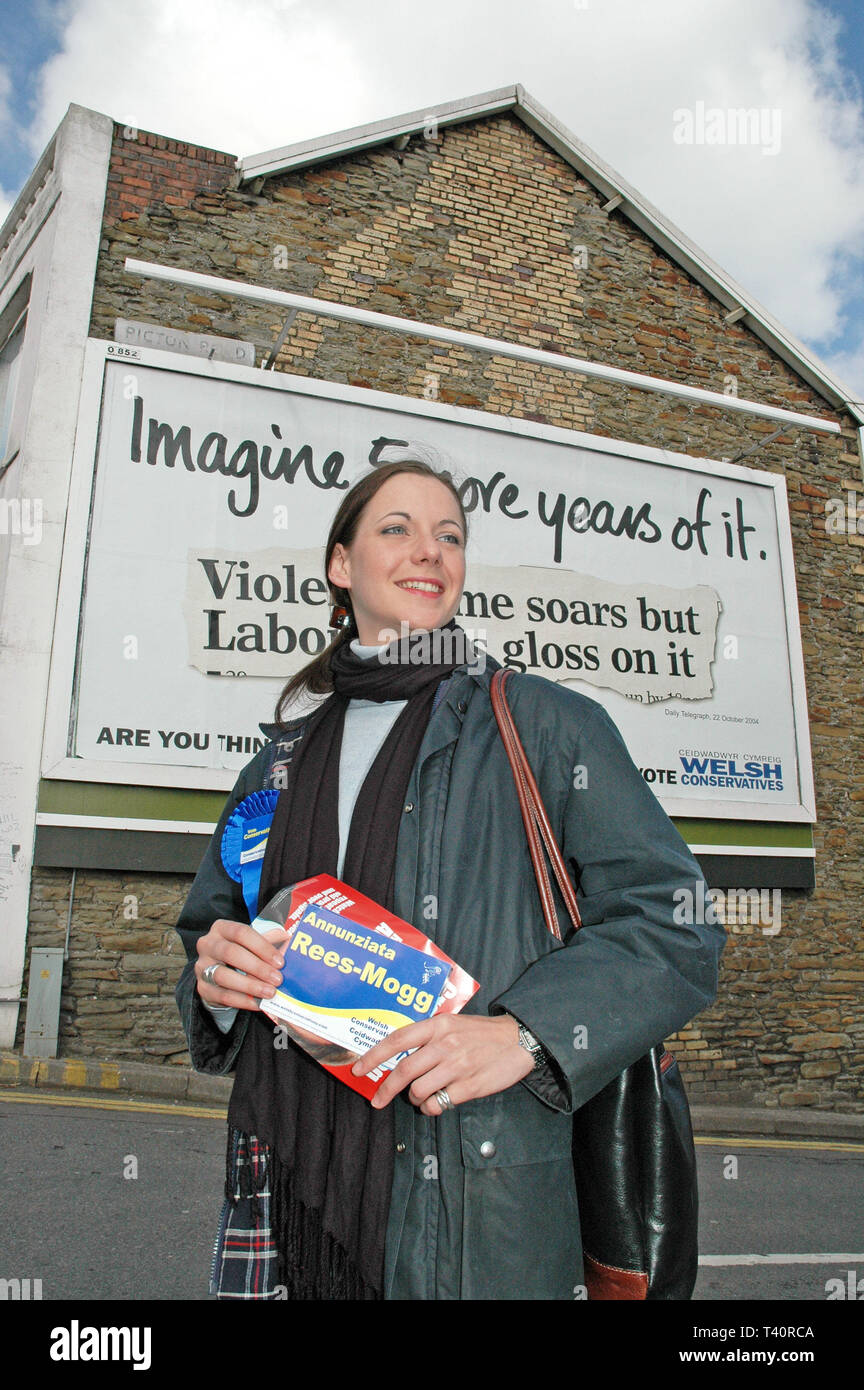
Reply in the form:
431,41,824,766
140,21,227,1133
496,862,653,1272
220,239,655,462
517,1021,549,1069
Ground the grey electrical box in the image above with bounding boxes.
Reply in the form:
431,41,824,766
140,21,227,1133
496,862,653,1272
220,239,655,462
23,948,65,1058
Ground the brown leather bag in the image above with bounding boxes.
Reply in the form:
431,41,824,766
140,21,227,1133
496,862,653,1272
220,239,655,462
490,667,699,1300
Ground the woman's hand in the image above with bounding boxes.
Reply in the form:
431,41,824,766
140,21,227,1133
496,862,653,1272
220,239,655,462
352,1013,535,1115
195,918,288,1013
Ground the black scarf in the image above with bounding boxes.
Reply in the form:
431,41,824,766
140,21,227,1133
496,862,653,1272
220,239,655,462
227,618,474,1299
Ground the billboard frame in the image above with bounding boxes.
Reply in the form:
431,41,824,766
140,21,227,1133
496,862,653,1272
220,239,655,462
41,338,816,826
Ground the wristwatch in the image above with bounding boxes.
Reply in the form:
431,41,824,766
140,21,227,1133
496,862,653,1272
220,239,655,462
516,1021,550,1071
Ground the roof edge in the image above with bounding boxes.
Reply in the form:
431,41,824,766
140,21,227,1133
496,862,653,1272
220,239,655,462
516,89,864,427
0,104,115,262
239,85,519,180
236,84,863,429
0,136,57,259
4,95,856,437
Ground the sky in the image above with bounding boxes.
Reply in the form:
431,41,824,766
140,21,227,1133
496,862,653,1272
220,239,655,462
0,0,862,405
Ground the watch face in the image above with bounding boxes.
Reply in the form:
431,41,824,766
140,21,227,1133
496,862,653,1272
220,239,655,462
518,1025,547,1069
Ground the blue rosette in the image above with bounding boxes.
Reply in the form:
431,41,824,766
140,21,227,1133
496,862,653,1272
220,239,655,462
221,788,281,920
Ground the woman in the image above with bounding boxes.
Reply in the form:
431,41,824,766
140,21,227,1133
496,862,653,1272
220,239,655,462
175,458,724,1301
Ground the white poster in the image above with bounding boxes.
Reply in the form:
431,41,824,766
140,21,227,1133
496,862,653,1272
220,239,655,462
54,342,814,820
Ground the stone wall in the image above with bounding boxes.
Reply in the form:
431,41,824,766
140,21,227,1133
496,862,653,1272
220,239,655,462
22,112,862,1108
21,869,191,1065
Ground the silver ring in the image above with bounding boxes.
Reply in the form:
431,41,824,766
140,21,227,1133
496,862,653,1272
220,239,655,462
434,1089,454,1111
202,963,220,986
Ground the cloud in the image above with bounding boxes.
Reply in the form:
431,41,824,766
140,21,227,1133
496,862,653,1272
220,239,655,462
0,61,11,136
821,337,864,407
0,63,16,229
28,0,372,158
7,0,864,385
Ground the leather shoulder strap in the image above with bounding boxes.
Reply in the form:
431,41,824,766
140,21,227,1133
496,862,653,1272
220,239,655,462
490,668,582,940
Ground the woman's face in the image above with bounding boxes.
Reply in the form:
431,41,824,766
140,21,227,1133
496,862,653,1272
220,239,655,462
328,473,466,645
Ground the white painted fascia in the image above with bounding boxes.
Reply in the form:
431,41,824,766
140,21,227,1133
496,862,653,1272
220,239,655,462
238,84,519,180
36,814,218,836
124,257,842,437
0,140,58,269
239,82,863,432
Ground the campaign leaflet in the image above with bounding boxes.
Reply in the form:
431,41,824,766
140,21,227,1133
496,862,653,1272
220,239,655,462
252,874,479,1101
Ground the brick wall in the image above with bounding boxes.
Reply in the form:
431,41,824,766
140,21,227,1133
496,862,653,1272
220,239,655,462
23,113,862,1108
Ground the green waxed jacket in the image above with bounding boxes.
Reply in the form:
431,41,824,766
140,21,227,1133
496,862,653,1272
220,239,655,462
174,651,725,1301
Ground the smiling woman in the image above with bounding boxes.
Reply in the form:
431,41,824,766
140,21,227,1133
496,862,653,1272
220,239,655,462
326,472,466,645
173,452,724,1301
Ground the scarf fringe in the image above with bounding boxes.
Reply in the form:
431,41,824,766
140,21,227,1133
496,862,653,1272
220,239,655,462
271,1141,381,1301
226,1127,381,1300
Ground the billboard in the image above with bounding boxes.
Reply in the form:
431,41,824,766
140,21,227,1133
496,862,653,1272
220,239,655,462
44,340,814,823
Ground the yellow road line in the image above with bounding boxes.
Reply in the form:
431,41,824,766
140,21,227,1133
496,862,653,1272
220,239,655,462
696,1134,864,1153
0,1089,227,1120
0,1091,861,1148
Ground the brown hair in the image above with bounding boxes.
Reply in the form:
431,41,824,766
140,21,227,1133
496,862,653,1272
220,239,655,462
274,461,469,723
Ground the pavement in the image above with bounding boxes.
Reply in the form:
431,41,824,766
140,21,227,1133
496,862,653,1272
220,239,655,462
2,1047,863,1140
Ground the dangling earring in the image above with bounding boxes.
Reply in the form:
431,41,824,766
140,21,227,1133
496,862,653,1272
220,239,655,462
329,604,353,632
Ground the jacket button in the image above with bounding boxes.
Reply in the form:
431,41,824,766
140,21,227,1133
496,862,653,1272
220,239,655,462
479,1140,496,1159
457,700,467,714
404,802,414,813
396,1142,406,1154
